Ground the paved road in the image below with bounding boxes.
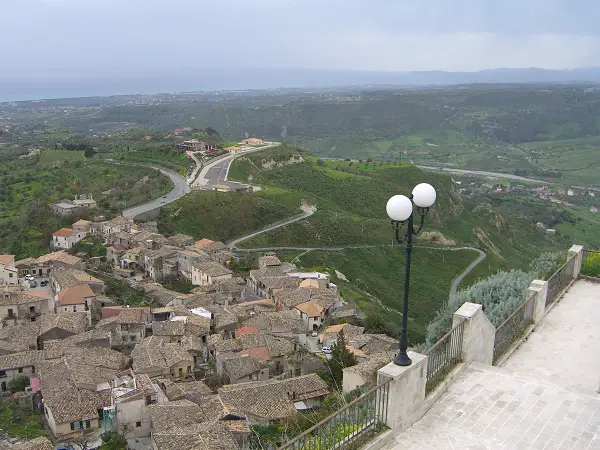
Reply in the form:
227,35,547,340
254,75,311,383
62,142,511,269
227,208,316,250
193,142,281,189
119,165,190,220
449,247,486,296
417,165,554,185
186,151,203,184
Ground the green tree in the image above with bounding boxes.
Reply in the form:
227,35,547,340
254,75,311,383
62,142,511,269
329,330,357,386
8,376,30,393
100,431,127,450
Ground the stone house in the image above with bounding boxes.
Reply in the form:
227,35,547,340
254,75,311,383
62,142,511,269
294,300,328,332
342,353,391,393
97,308,150,347
222,354,268,384
242,138,263,145
0,255,18,285
0,351,41,392
34,252,85,273
0,292,48,325
57,283,96,316
218,374,329,426
177,249,209,282
51,202,82,217
52,228,86,250
191,262,232,287
38,359,112,439
106,245,126,267
167,234,195,248
109,371,163,439
72,219,92,234
37,312,88,349
101,216,133,236
131,336,194,381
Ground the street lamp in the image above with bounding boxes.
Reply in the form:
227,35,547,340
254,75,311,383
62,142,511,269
386,183,436,366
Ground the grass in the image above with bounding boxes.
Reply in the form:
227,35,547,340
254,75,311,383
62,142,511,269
157,188,304,242
288,247,478,344
0,401,51,440
38,149,84,166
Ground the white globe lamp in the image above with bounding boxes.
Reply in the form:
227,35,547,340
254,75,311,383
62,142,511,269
386,195,413,221
412,183,436,208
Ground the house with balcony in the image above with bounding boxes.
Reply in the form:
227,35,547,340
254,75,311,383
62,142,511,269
57,283,96,315
0,292,48,325
0,255,17,285
52,228,86,250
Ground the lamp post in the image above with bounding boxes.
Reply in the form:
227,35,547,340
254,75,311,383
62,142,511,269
386,183,436,366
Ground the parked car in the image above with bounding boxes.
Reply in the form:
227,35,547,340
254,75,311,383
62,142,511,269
29,280,37,288
25,274,35,281
321,346,332,354
40,280,48,286
311,330,318,338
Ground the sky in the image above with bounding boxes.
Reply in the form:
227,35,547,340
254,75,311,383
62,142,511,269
2,0,599,80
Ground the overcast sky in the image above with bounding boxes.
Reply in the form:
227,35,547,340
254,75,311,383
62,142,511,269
3,0,600,78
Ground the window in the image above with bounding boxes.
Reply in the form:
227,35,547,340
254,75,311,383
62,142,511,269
18,368,23,373
44,406,48,417
7,309,13,318
70,421,82,431
73,306,77,312
9,273,13,278
0,371,6,378
29,306,35,313
85,420,91,429
136,421,142,428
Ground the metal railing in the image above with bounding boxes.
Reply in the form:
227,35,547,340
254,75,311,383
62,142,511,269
492,292,536,364
581,249,600,278
424,320,465,395
545,255,576,308
277,379,391,450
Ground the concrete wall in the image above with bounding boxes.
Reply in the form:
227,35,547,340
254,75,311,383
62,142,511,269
377,352,428,433
116,398,152,439
453,302,495,366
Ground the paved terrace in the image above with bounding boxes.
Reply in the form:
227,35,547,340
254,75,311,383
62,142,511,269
386,280,600,450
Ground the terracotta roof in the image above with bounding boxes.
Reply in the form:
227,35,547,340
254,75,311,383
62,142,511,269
218,374,329,421
72,219,91,226
14,437,54,450
0,351,42,371
116,308,149,324
27,290,49,299
148,399,208,433
51,266,104,289
295,300,325,317
243,310,305,334
168,234,195,247
194,238,215,249
344,352,392,380
58,283,96,306
151,419,240,450
132,336,192,373
320,323,365,343
53,227,77,237
0,322,40,349
0,292,46,307
14,257,37,267
259,255,281,267
237,346,270,362
235,325,260,337
0,254,15,265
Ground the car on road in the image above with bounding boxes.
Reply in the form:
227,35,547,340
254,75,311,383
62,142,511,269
25,274,35,281
311,330,318,337
321,346,332,354
40,280,48,286
29,280,37,288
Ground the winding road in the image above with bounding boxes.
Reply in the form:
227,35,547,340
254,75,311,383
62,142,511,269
192,142,281,190
102,160,190,220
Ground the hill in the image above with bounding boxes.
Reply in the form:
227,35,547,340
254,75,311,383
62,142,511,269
157,144,565,343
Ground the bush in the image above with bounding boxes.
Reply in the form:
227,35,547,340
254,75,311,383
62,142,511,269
581,251,600,277
8,376,30,393
426,269,534,345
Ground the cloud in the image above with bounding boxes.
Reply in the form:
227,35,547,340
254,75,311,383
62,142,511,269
2,0,600,77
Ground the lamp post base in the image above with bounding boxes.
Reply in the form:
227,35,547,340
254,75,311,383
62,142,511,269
393,350,412,366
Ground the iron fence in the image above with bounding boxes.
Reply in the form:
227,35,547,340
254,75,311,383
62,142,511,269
545,255,576,308
492,292,536,364
424,320,465,394
581,249,600,278
277,379,391,450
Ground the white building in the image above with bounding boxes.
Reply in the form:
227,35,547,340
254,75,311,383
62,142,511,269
0,255,18,285
52,228,86,250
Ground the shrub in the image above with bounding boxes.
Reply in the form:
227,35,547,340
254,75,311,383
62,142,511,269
581,251,600,277
8,376,30,393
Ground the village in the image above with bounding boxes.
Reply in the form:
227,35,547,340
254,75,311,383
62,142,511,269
0,212,396,449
